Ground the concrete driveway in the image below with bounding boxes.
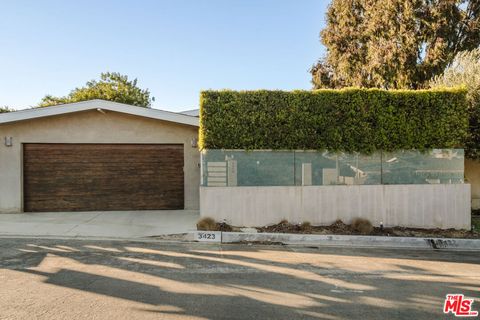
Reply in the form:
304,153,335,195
0,210,199,238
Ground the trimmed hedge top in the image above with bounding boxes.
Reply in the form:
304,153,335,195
199,88,468,152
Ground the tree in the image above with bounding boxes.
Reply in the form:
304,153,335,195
0,106,14,113
311,0,480,89
430,49,480,159
39,72,153,107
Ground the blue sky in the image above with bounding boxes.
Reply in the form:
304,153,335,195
0,0,327,111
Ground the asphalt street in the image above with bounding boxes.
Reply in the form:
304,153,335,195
0,238,478,319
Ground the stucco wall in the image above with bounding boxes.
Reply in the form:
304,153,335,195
0,109,200,212
200,184,471,229
465,159,480,210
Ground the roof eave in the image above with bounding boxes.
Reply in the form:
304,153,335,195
0,99,199,127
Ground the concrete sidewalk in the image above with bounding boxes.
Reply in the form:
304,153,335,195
0,210,199,238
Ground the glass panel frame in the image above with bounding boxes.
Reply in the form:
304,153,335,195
201,149,464,187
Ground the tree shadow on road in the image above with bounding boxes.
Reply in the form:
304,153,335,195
2,239,479,319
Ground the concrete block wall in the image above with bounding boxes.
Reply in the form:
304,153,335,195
200,184,471,229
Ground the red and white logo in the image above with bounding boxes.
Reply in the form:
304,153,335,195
444,294,478,317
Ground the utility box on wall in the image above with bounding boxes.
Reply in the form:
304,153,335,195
206,162,227,187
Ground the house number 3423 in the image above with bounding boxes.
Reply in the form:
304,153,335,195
195,231,221,242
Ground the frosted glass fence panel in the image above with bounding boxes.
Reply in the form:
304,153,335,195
337,152,382,185
201,150,295,186
382,149,464,184
293,151,381,185
201,149,464,187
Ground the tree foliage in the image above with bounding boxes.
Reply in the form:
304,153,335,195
0,106,14,113
39,72,152,107
311,0,480,89
430,49,480,159
199,88,468,152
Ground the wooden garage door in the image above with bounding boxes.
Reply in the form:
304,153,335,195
23,144,184,212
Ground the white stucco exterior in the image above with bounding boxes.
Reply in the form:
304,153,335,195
466,159,480,210
0,103,200,213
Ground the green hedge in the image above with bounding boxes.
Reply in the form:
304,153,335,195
199,88,469,153
466,101,480,160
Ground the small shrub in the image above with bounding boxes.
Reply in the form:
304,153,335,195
197,217,217,231
300,221,312,232
329,219,349,233
217,221,233,232
472,216,480,232
351,218,374,234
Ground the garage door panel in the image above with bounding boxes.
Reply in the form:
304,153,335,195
24,153,183,163
27,196,184,212
23,144,184,212
24,168,184,178
24,177,184,189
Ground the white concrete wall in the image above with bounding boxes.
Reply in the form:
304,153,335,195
0,109,200,212
200,184,471,229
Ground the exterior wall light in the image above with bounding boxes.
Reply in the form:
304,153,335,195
4,137,12,147
191,138,198,148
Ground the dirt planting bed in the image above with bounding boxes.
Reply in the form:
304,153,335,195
257,219,480,239
198,215,480,239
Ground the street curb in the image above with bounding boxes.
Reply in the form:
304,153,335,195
218,232,480,251
3,233,479,251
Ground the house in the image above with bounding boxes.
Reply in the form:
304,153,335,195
1,98,478,219
0,100,200,213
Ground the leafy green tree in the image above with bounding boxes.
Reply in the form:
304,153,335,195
311,0,480,89
430,49,480,159
0,106,14,113
39,72,153,107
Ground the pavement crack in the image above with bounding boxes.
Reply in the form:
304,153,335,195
64,212,104,235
